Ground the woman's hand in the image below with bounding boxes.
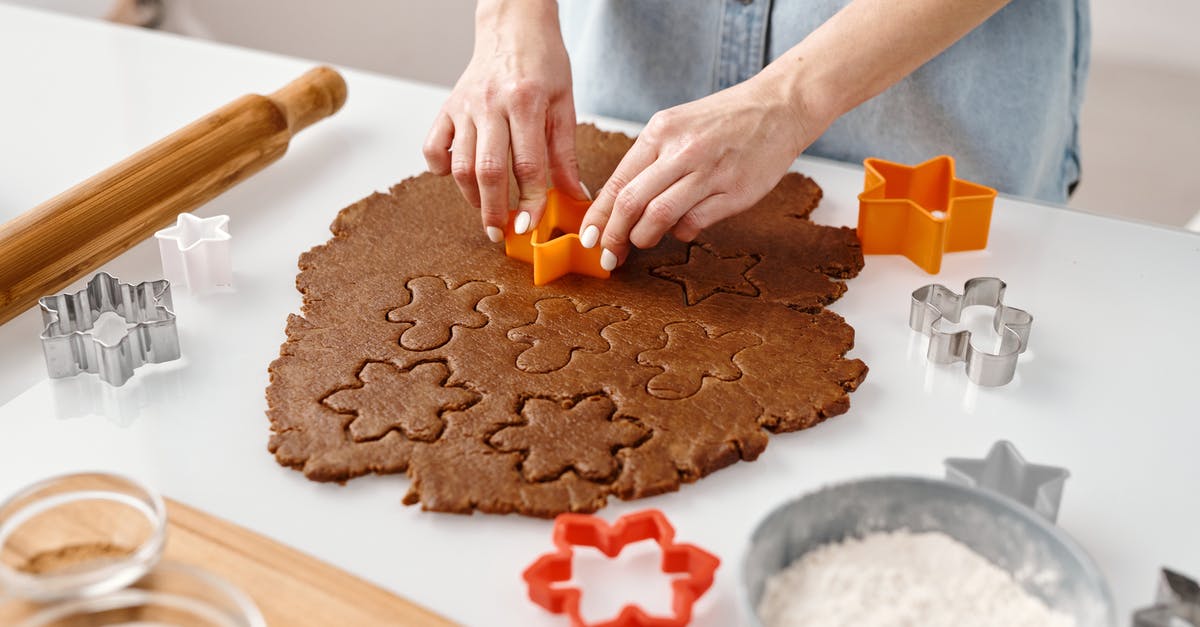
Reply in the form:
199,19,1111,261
576,0,1011,270
578,73,816,270
423,0,585,243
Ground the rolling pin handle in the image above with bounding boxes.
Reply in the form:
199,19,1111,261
267,66,348,134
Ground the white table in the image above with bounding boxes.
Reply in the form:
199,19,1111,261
1,5,1197,625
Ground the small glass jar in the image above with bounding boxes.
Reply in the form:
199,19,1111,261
0,472,167,603
18,561,265,627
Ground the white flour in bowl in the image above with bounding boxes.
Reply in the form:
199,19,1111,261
757,530,1076,627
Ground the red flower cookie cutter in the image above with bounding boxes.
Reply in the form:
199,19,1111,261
504,187,610,286
856,155,998,274
523,509,720,627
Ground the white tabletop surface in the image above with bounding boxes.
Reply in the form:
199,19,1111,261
1,5,1198,626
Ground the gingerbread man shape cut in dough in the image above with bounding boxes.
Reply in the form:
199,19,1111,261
386,276,499,351
637,322,761,400
507,298,629,373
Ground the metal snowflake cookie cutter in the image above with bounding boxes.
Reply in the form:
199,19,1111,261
1133,568,1200,627
39,272,181,387
909,276,1033,386
944,440,1069,523
154,213,232,293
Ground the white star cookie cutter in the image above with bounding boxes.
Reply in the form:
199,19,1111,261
944,440,1069,522
154,213,232,293
39,272,181,386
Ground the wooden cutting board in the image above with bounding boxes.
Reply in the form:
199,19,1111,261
0,496,455,626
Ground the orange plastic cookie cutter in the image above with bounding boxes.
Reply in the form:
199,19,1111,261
856,155,998,274
523,509,720,627
504,188,610,286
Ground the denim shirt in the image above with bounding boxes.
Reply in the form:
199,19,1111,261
559,0,1090,203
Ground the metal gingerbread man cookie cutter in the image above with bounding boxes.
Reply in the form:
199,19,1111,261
909,277,1032,386
39,272,181,386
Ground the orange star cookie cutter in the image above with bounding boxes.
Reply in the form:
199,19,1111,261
856,155,998,274
523,509,720,627
504,188,610,286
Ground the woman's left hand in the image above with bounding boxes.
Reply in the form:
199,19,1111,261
578,74,815,270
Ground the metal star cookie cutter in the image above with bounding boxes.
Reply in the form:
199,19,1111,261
39,272,181,387
944,440,1069,522
909,277,1033,386
154,213,232,293
504,187,610,286
523,509,720,627
857,155,997,274
1133,568,1200,627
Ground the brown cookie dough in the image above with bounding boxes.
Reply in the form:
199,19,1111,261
266,124,867,517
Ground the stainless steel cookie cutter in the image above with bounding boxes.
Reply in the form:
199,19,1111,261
909,277,1033,386
39,272,181,386
944,440,1069,522
1133,568,1200,627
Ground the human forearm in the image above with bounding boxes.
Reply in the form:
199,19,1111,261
473,0,561,48
573,0,1013,268
426,0,581,241
761,0,1011,149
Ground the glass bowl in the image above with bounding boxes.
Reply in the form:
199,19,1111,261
0,472,167,603
17,561,265,627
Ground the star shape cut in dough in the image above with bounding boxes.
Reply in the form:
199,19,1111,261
650,244,760,306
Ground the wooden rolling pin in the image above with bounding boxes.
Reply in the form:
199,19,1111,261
0,65,348,325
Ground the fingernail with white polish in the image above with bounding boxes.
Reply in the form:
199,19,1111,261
600,248,618,271
580,225,599,249
514,211,531,235
579,181,592,201
485,226,504,243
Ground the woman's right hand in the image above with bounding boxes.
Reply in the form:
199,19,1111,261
423,0,586,243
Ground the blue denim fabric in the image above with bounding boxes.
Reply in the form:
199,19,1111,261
559,0,1090,203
